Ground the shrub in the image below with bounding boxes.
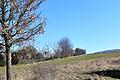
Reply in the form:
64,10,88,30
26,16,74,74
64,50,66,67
34,53,44,61
0,54,5,66
11,52,19,65
75,48,86,56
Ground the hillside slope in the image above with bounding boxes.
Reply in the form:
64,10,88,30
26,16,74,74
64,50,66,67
0,52,120,80
95,49,120,54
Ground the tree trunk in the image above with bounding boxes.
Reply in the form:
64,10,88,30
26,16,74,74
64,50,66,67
6,46,12,80
4,35,12,80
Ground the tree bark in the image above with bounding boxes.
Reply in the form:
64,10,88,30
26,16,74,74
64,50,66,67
4,37,12,80
6,47,12,80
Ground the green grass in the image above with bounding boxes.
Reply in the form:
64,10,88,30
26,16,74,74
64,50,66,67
102,77,118,80
47,52,120,65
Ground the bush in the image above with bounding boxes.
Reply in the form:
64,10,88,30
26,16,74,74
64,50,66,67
34,53,45,61
12,52,19,65
0,54,5,66
74,48,86,56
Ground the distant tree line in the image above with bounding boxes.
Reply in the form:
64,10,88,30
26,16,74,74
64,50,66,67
0,37,86,66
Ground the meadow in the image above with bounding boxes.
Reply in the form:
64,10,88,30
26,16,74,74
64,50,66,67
1,52,120,80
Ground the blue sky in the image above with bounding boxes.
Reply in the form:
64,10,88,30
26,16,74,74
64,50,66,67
35,0,120,53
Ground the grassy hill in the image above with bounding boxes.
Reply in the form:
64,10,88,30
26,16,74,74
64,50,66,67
1,52,120,80
94,49,120,54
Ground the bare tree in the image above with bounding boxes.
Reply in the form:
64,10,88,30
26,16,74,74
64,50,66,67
55,37,73,58
0,0,46,80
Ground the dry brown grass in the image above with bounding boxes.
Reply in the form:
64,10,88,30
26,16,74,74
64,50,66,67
55,58,120,80
1,54,120,80
9,58,120,80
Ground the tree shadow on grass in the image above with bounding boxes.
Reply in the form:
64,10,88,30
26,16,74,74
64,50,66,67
84,70,120,79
